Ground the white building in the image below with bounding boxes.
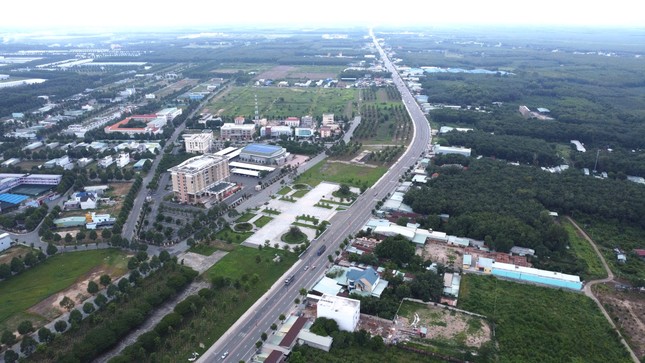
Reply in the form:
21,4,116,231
116,153,130,168
183,133,214,154
284,117,300,127
99,156,114,168
322,113,335,126
434,145,472,157
260,125,292,138
220,123,256,141
317,294,360,332
0,233,12,253
156,107,182,121
300,115,315,128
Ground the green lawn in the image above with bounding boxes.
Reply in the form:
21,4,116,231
213,227,253,244
277,186,292,195
188,244,219,256
0,249,127,331
296,160,387,188
207,86,357,119
254,215,273,228
563,219,607,281
235,212,255,223
458,274,631,363
281,230,308,244
292,189,310,198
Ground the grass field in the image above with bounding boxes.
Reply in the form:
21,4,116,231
235,212,255,223
458,274,631,363
146,246,298,362
254,215,273,228
188,244,219,256
296,160,387,188
277,186,291,195
563,219,607,281
291,189,310,198
0,249,127,331
206,86,357,119
212,227,253,244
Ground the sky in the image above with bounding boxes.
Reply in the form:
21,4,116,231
2,0,644,31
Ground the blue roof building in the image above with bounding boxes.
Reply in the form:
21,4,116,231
346,267,389,298
239,143,288,165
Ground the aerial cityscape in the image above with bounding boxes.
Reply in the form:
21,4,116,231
0,3,644,363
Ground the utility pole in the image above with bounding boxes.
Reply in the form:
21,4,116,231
593,149,600,174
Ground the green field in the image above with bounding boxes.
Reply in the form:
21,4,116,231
291,189,310,198
206,86,358,119
277,186,291,195
213,227,253,244
188,244,219,256
296,160,387,189
235,212,255,223
0,249,128,331
458,274,631,363
563,219,607,281
254,215,273,228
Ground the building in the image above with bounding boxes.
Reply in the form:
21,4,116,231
169,154,230,204
132,158,151,170
295,128,315,138
220,123,255,141
261,125,292,138
239,144,288,165
184,133,214,153
317,294,360,332
1,158,20,167
301,115,315,128
156,107,182,121
491,262,582,290
234,116,245,125
284,117,300,127
322,113,335,126
345,266,389,298
463,254,472,270
319,126,334,138
99,156,114,168
297,330,333,352
510,246,536,257
104,114,165,135
77,157,93,168
477,257,494,273
434,145,472,157
44,156,74,170
0,233,12,253
116,153,130,168
635,249,645,261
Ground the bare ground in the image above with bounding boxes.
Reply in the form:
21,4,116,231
0,245,33,265
423,241,463,269
593,283,645,358
256,65,296,80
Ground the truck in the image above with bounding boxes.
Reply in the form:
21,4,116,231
317,245,327,256
284,275,295,286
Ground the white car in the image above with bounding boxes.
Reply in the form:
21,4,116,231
221,351,229,359
304,265,309,271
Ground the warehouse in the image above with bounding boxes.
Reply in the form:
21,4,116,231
492,262,582,290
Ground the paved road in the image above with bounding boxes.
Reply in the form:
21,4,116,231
198,29,432,363
567,217,639,363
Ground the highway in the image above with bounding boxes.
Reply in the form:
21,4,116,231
198,29,432,363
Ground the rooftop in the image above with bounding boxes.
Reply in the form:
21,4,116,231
241,143,284,156
492,262,581,283
318,294,360,312
169,154,227,174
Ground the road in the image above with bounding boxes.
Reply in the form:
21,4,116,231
198,29,432,363
122,86,228,242
567,217,640,363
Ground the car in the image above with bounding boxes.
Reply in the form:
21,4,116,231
312,265,316,269
304,265,309,271
221,351,229,359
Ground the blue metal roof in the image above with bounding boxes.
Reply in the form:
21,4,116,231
0,193,29,204
347,267,379,287
242,143,282,156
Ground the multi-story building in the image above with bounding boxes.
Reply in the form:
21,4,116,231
116,153,130,168
317,294,360,332
234,116,245,125
156,107,182,121
284,117,300,127
220,123,256,141
260,125,292,138
322,113,335,126
169,154,230,204
183,132,214,153
300,115,315,128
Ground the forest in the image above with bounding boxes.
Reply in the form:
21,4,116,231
403,158,645,282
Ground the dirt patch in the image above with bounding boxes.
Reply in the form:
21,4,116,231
0,245,33,265
594,283,645,357
257,65,297,80
396,304,491,348
26,262,128,325
423,241,463,269
108,182,134,198
289,71,338,79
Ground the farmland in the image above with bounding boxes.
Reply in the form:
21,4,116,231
204,86,358,119
458,274,631,363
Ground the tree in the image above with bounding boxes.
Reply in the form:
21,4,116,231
118,278,130,293
374,235,415,267
107,283,118,297
83,302,95,314
299,288,308,297
255,341,262,349
76,231,86,242
101,229,112,239
0,264,11,279
1,330,16,346
23,251,37,266
309,317,339,336
159,250,170,263
60,296,75,311
261,332,267,341
99,274,112,287
46,243,58,256
54,320,67,333
87,280,99,294
279,314,286,322
270,323,277,330
338,184,350,196
68,309,82,324
94,293,108,308
89,229,98,242
10,257,24,274
64,233,73,244
4,350,18,363
38,327,54,343
17,320,34,335
20,336,36,355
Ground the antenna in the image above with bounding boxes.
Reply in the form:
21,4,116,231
593,149,600,173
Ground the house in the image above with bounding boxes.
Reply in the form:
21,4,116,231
510,246,536,257
463,254,472,270
317,294,360,332
284,117,300,127
0,233,12,253
99,156,114,168
617,254,627,264
477,257,494,273
345,267,388,298
132,158,151,170
116,153,130,168
77,157,93,168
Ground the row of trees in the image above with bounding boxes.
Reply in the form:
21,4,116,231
0,204,48,232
